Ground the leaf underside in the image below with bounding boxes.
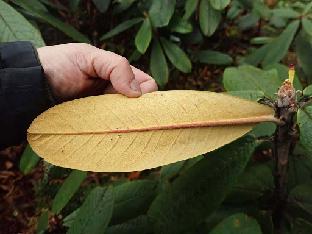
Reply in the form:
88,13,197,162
27,90,274,172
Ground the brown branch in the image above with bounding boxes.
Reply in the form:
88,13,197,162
272,80,297,233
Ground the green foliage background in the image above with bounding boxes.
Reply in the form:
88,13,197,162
2,0,312,233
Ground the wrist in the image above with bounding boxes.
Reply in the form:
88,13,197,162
37,47,61,103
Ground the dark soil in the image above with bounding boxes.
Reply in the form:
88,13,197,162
0,145,40,234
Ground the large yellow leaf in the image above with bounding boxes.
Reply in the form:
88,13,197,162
27,90,275,172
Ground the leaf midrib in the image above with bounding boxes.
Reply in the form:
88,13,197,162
28,115,277,135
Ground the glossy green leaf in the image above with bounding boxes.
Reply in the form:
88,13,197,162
261,20,299,67
69,0,81,10
297,107,312,156
264,63,302,90
101,18,143,40
288,154,312,190
37,210,49,234
38,15,89,43
183,0,199,19
272,8,300,19
135,18,152,54
199,0,221,36
227,162,274,203
160,161,185,183
292,218,312,234
238,13,259,31
249,122,276,138
226,1,242,19
235,0,253,8
303,85,312,96
295,31,312,83
92,0,111,13
244,44,271,66
265,63,289,81
210,213,262,234
252,1,270,19
250,37,274,45
288,187,312,223
195,50,233,65
203,207,247,232
227,90,265,101
170,17,193,34
68,186,114,234
107,215,153,234
160,157,205,188
13,0,48,12
111,180,157,224
148,136,256,234
150,39,168,87
223,65,281,98
209,0,230,10
246,20,299,67
251,210,274,234
160,37,192,73
289,184,312,215
149,0,176,27
112,0,137,13
12,0,89,43
179,156,204,173
303,2,312,14
19,145,40,174
52,170,87,214
0,0,45,47
128,49,142,62
63,209,80,228
302,18,312,37
270,15,287,28
63,209,152,234
40,0,67,11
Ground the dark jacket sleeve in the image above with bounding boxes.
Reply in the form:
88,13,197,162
0,41,54,150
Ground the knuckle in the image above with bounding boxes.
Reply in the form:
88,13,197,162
78,43,93,49
118,56,130,67
75,51,88,70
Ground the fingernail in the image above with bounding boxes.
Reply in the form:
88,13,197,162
130,79,141,93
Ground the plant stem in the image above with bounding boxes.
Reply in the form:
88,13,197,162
272,80,297,233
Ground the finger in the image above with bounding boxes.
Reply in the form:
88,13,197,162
109,57,142,97
131,66,153,82
140,79,158,94
104,78,158,95
90,49,141,97
131,66,158,93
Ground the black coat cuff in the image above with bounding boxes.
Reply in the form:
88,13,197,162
0,41,54,150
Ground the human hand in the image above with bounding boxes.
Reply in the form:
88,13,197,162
37,43,158,102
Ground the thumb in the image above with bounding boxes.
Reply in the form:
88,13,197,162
90,49,141,97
